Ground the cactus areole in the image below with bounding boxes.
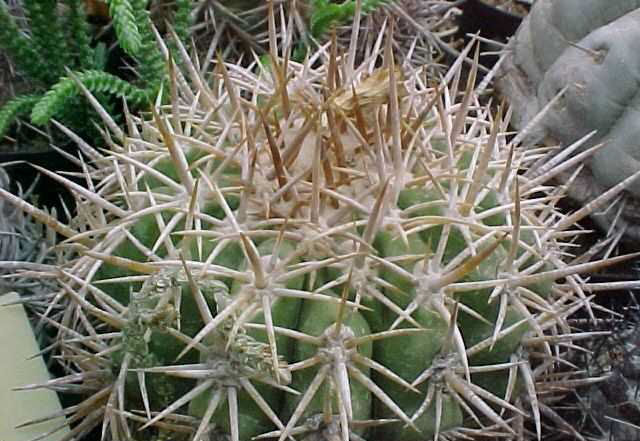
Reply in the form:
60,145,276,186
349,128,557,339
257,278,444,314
7,13,637,441
497,0,640,240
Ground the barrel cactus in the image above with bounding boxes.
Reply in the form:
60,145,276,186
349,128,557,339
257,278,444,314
497,0,640,240
6,15,639,441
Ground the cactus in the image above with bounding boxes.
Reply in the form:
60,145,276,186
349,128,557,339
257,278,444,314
0,166,57,293
193,1,460,66
6,12,640,441
496,0,640,240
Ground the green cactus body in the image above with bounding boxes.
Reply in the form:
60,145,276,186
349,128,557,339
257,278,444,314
8,18,624,441
284,301,373,432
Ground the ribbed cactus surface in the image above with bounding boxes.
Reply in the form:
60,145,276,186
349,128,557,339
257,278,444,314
5,16,639,441
497,0,640,240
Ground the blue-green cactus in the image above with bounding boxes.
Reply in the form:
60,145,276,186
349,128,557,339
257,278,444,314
497,0,640,240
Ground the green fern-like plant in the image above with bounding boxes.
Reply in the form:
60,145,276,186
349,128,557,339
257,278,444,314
310,0,391,38
0,94,40,138
31,70,150,125
0,0,192,144
107,0,142,56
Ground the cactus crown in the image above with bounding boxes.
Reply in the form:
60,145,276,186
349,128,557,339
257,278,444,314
5,6,640,441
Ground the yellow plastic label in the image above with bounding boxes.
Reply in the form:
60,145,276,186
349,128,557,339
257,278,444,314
0,292,69,441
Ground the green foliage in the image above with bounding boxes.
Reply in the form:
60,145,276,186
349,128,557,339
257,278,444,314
106,0,142,56
310,0,391,38
0,94,40,138
132,1,165,91
0,0,193,144
172,0,192,48
24,0,69,83
30,70,149,125
0,2,43,83
63,0,95,68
